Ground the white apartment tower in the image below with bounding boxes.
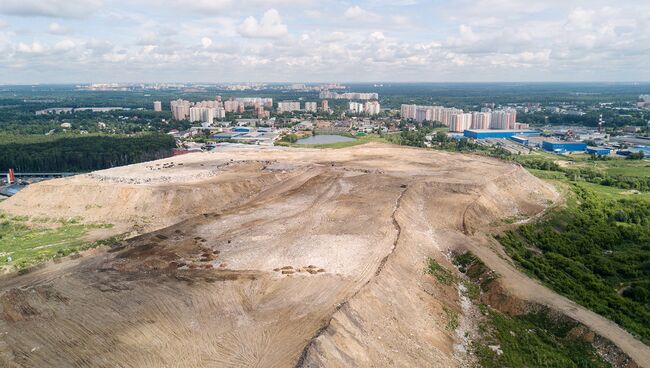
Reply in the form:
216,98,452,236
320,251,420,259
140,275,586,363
349,102,364,114
170,99,191,120
449,113,473,132
304,102,318,112
277,101,301,113
364,101,381,115
471,112,492,129
490,109,517,129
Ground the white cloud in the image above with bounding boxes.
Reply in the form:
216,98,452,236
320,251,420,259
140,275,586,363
54,39,76,51
174,0,232,12
237,9,288,39
1,0,650,82
16,41,45,53
48,22,70,35
344,6,381,22
0,0,102,18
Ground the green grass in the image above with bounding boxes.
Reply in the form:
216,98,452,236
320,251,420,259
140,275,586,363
527,168,568,180
0,212,114,270
475,308,611,368
452,251,611,368
426,257,457,285
443,305,459,331
276,134,390,149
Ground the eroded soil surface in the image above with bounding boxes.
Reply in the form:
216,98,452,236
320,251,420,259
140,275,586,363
1,144,644,367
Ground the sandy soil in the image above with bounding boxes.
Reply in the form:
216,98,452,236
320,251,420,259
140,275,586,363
0,143,646,367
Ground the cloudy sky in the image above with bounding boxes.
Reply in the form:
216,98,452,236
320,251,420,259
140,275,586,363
0,0,649,83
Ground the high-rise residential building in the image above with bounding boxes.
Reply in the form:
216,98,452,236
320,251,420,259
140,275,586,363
321,100,329,112
449,113,473,132
224,99,244,113
402,104,460,125
490,109,517,129
320,91,379,100
305,102,318,112
170,99,191,120
471,112,492,129
415,107,432,122
364,101,381,115
215,106,226,119
189,107,216,124
402,103,519,131
349,102,364,114
234,97,273,107
277,101,301,113
202,108,214,125
153,101,162,112
254,106,270,119
189,107,202,122
401,104,417,120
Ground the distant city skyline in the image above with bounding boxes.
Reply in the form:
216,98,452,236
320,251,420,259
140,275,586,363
0,0,649,84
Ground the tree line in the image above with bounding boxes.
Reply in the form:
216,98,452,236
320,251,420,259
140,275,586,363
0,133,176,172
499,185,650,344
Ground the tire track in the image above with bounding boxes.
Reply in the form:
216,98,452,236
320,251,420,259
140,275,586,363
294,184,409,368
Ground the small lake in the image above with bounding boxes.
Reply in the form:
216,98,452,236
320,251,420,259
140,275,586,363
296,135,356,145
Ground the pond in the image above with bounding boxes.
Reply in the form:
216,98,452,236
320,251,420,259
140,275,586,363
295,134,356,145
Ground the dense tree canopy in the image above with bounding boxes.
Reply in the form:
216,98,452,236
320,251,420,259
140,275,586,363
0,133,176,172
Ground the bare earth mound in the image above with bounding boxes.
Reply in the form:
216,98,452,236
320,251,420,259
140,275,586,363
1,143,645,367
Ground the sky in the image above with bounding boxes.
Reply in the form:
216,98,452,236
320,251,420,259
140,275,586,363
0,0,649,84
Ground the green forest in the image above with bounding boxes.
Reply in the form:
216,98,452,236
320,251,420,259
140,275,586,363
0,133,176,172
499,185,650,344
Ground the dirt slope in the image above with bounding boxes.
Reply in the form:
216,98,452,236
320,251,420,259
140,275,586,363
0,143,645,367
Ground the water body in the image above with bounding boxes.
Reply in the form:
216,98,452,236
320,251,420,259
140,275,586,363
296,135,356,145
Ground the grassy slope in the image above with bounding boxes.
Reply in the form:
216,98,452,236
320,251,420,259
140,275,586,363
475,308,611,368
276,134,390,149
448,253,611,368
0,212,114,270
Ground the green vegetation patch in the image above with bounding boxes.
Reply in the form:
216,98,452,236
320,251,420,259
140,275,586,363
426,257,457,285
475,307,611,368
276,133,388,149
443,305,460,331
452,251,611,368
498,184,650,344
0,212,114,270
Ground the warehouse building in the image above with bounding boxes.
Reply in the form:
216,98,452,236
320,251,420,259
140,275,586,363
510,136,529,145
463,129,540,139
542,140,587,153
586,147,611,156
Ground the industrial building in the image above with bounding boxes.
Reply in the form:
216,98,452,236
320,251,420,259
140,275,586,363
542,140,587,153
213,133,242,139
233,127,252,133
463,129,540,139
586,147,611,156
510,136,529,145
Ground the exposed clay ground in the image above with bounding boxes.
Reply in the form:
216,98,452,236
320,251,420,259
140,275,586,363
0,143,647,367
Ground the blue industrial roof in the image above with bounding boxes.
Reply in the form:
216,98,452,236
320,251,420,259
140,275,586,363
542,141,587,152
463,129,540,139
586,147,611,155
